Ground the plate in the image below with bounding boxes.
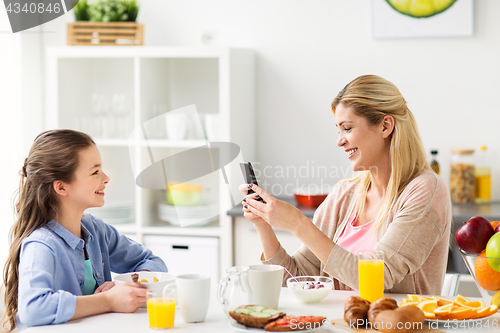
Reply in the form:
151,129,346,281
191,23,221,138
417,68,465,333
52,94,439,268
425,313,497,325
228,320,323,332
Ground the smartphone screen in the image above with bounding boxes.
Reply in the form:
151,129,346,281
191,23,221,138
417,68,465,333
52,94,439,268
240,162,263,201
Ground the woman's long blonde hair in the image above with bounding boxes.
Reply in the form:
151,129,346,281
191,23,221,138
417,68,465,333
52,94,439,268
331,75,431,234
2,129,95,332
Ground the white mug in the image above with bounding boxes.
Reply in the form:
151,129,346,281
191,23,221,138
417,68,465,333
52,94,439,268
248,265,284,309
176,274,211,323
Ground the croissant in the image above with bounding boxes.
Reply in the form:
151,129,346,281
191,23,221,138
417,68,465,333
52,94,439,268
343,296,371,327
367,296,398,323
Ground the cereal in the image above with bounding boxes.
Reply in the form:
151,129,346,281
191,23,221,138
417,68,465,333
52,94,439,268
450,163,475,203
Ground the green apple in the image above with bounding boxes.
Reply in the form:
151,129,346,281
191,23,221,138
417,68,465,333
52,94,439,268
485,233,500,272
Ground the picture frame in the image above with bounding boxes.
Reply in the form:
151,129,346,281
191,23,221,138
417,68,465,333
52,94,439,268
371,0,473,39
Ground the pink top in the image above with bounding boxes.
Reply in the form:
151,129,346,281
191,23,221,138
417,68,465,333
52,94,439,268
335,212,377,255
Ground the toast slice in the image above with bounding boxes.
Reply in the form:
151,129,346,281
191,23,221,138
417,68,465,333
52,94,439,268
264,315,326,331
229,305,286,328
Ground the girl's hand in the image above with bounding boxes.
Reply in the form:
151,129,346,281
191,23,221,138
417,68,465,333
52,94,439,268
103,281,147,313
239,183,267,227
94,281,115,294
243,184,309,234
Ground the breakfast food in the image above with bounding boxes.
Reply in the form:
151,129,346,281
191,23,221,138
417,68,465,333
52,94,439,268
292,281,326,290
343,296,425,332
372,305,425,333
400,294,499,320
287,277,333,303
367,297,398,323
343,296,371,327
264,315,326,331
131,273,160,283
230,306,326,331
229,305,286,328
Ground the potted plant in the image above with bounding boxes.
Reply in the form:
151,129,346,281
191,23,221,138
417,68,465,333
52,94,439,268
68,0,143,46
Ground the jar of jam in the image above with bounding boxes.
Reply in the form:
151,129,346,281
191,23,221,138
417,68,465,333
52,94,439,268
450,149,475,203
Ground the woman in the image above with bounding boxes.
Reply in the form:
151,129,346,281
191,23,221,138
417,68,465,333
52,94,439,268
240,75,451,295
3,129,167,332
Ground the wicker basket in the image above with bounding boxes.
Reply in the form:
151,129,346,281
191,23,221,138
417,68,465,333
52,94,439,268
67,21,143,46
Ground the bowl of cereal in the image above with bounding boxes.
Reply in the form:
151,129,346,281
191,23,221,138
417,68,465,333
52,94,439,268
287,276,333,303
114,271,176,293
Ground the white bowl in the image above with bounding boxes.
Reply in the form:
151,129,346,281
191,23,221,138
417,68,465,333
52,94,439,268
113,271,176,293
286,276,333,303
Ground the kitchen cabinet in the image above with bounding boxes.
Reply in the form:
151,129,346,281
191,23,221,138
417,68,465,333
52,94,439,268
142,235,219,279
234,216,303,266
46,46,255,280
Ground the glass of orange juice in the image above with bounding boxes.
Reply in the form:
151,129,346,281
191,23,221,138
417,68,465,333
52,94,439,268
358,250,384,303
147,285,176,329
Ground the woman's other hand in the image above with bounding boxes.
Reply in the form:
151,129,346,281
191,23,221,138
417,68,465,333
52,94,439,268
103,281,147,313
94,281,115,294
243,184,309,235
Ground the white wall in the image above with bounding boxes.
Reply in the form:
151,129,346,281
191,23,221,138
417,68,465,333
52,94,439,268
36,0,500,200
0,8,25,287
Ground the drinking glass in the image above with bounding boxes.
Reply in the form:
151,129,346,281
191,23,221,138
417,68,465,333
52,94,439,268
147,285,176,329
358,250,384,303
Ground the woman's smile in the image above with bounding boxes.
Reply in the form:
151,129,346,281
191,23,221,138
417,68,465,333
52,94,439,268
346,148,358,159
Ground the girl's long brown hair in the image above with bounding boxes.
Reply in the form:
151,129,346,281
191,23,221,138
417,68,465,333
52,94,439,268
2,129,95,332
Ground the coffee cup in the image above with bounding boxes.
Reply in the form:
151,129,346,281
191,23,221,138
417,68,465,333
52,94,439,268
248,265,284,309
176,274,211,323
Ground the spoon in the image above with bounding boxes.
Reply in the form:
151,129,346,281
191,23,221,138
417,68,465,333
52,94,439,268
282,266,299,283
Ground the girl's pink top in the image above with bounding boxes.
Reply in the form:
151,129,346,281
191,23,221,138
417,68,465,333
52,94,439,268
335,212,377,255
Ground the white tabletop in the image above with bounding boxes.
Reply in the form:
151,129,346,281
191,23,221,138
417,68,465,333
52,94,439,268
23,287,500,332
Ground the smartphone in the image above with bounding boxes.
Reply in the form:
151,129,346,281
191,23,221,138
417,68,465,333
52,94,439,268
240,162,264,201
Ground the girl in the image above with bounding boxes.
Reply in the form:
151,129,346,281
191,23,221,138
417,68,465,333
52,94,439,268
2,129,167,331
241,75,452,295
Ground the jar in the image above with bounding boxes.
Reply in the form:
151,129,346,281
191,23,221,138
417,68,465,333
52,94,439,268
217,266,253,316
450,149,475,203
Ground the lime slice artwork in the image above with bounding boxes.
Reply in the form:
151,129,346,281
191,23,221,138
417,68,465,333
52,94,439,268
385,0,457,18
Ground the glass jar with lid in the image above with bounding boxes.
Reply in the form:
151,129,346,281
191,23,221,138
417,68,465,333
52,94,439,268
450,149,475,203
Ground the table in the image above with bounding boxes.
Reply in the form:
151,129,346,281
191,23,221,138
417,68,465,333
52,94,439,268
24,287,500,332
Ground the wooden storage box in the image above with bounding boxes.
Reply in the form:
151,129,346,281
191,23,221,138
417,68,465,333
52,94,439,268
67,21,143,46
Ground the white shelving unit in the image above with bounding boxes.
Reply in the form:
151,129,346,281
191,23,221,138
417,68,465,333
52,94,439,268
46,46,255,280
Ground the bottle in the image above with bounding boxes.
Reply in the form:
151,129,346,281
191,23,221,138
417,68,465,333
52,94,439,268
475,146,491,204
430,150,440,175
450,149,475,204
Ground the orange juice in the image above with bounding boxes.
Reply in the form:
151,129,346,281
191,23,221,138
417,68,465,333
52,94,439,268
147,298,176,329
475,169,491,203
358,259,384,303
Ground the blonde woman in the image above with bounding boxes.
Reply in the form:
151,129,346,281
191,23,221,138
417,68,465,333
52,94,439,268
240,75,451,295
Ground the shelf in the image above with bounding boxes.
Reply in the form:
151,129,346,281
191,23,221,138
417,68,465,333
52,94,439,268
94,138,131,146
141,226,222,237
46,46,255,280
139,139,207,148
47,46,252,59
112,224,138,234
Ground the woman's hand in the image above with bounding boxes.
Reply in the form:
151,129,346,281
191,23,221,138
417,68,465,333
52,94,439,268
239,184,268,228
94,281,115,294
242,184,309,235
102,281,147,313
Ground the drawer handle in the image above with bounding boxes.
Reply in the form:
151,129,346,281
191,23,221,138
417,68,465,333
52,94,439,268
172,245,189,250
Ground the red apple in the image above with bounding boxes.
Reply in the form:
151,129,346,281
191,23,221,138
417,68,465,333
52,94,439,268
495,224,500,234
455,216,495,254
